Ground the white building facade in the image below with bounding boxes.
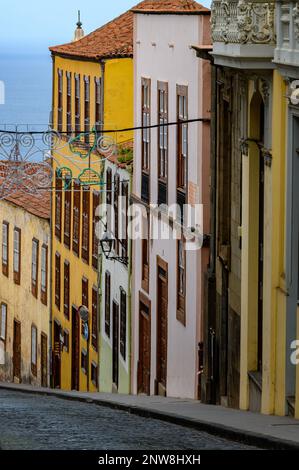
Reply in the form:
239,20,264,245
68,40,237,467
131,3,211,399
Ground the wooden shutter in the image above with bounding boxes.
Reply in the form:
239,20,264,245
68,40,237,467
13,227,21,285
92,191,100,269
114,175,120,255
141,77,151,172
75,74,81,134
31,325,37,376
64,261,70,319
64,183,72,249
120,288,127,360
95,77,102,134
0,303,7,343
57,69,63,132
66,71,72,136
105,271,111,337
176,239,186,325
121,182,128,259
177,85,188,192
31,238,39,298
2,221,9,277
55,252,61,309
92,285,98,350
73,181,81,256
81,186,90,263
41,245,48,306
84,75,90,143
55,172,62,241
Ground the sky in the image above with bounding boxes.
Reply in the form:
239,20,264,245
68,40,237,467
0,0,212,54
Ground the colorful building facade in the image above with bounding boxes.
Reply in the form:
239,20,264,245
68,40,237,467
49,9,134,391
0,165,50,387
131,0,211,399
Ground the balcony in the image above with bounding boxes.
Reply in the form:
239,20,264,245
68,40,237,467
211,0,277,69
274,1,299,73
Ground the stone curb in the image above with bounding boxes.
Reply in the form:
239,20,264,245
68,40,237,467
1,383,299,450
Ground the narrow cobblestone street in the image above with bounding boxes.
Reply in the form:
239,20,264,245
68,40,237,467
0,390,258,450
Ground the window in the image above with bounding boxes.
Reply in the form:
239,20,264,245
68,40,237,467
64,329,69,353
121,181,129,260
158,82,168,181
31,325,37,376
114,174,120,255
120,288,127,360
158,82,168,205
55,252,61,310
106,168,112,232
92,285,98,350
141,214,149,292
81,186,90,263
31,239,39,298
141,78,151,203
92,191,100,269
66,71,72,136
84,76,90,143
57,69,63,133
0,303,7,343
142,78,151,172
95,77,102,133
177,239,186,325
91,361,98,387
73,180,81,256
64,261,70,319
2,221,9,277
41,244,48,305
82,277,89,336
13,227,21,285
55,171,62,241
75,74,81,135
105,271,111,337
177,85,188,192
81,349,87,374
64,182,72,249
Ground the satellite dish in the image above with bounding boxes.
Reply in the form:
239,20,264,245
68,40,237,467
78,305,89,323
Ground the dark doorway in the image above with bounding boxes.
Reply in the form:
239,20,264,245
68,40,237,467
71,307,80,391
112,301,119,389
53,320,61,389
156,262,168,396
13,320,21,382
41,333,48,387
138,300,151,395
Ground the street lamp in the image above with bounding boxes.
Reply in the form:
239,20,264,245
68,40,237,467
100,230,128,265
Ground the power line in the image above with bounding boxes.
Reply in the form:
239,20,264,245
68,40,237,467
0,118,210,135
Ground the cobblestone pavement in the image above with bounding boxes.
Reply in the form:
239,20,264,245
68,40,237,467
0,390,259,450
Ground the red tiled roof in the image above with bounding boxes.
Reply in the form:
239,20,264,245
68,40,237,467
132,0,209,14
49,1,209,60
0,162,51,220
49,10,134,60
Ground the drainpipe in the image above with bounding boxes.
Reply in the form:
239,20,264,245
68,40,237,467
49,54,55,388
97,60,105,391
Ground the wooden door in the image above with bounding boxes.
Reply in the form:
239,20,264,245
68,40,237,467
41,333,48,387
53,321,61,388
138,301,151,395
71,306,80,391
112,301,119,389
156,265,168,395
13,320,21,382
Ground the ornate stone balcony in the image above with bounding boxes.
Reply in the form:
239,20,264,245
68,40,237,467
211,0,277,68
274,1,299,72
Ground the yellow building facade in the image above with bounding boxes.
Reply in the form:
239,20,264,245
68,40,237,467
0,182,50,387
49,10,134,391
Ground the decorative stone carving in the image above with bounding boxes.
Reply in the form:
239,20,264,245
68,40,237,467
211,0,276,45
294,2,299,39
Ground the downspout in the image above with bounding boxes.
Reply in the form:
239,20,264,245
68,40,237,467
49,53,55,388
97,60,105,390
127,166,133,394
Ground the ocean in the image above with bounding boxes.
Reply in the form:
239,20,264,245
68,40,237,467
0,53,52,129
